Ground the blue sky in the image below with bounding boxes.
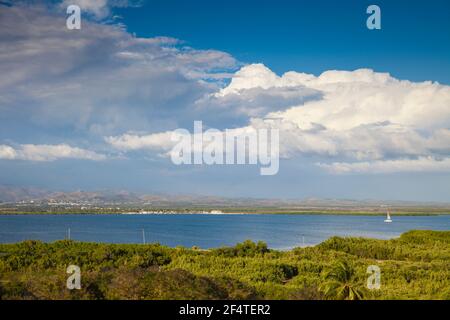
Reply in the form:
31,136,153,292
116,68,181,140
117,0,450,84
1,0,450,202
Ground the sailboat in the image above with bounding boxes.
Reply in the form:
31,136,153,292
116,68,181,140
384,209,393,223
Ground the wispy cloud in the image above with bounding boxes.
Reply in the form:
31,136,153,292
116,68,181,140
317,157,450,174
0,4,237,136
0,144,106,161
60,0,143,19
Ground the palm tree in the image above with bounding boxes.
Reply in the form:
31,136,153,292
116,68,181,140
319,260,366,300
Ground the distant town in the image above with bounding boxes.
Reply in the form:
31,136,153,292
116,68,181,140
1,186,449,216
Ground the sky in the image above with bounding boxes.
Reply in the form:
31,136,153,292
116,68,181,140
0,0,450,201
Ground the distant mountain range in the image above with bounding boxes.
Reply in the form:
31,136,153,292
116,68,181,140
1,185,449,210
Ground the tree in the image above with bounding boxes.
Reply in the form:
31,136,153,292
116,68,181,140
319,260,365,300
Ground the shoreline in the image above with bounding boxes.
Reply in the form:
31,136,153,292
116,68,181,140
0,211,449,216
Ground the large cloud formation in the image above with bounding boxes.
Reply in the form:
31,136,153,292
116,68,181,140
0,3,237,138
109,64,450,173
1,2,450,175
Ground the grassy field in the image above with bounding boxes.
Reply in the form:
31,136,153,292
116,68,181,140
0,230,449,300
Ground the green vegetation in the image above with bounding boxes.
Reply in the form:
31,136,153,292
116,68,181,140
319,260,366,300
0,231,449,300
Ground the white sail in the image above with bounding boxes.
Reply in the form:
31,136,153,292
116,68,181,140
384,210,392,223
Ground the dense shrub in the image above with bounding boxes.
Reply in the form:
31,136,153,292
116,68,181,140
0,231,448,300
213,240,270,257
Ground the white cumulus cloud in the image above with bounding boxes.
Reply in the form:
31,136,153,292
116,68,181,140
112,64,450,174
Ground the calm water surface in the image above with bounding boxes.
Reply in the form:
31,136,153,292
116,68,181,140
0,214,449,250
